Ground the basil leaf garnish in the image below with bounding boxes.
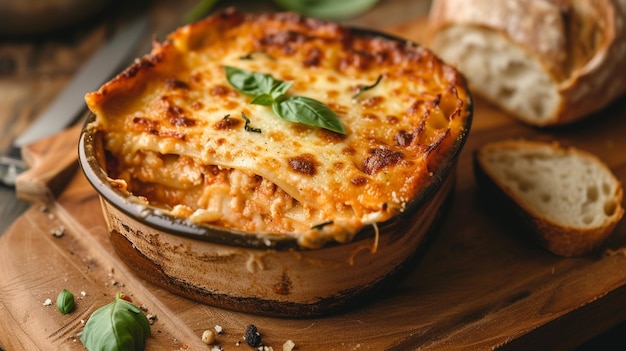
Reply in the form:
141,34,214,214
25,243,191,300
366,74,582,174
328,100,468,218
273,96,346,134
56,288,75,315
80,292,151,351
250,94,274,106
224,66,345,134
270,80,293,99
224,66,278,96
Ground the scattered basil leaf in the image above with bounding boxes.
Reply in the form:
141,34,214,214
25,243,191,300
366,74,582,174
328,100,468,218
224,66,345,134
56,289,75,315
273,96,346,134
352,75,383,100
242,112,262,133
80,292,151,351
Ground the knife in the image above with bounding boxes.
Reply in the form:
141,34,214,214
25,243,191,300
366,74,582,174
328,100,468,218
0,16,149,186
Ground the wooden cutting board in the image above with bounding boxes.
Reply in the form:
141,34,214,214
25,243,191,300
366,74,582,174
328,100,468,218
2,20,626,351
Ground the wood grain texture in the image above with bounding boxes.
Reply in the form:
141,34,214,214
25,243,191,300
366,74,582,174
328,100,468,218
15,123,82,206
2,9,626,351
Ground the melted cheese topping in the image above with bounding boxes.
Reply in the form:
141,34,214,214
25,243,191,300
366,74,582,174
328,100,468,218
85,9,471,248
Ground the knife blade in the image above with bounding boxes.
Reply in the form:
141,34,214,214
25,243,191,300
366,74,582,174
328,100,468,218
0,16,149,186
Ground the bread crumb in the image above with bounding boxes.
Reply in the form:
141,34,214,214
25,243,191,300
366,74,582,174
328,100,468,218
109,279,125,287
146,314,157,325
283,340,296,351
50,226,65,238
214,324,223,334
43,298,52,306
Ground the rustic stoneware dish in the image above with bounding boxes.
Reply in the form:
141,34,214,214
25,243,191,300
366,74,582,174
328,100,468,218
77,15,473,317
79,120,471,316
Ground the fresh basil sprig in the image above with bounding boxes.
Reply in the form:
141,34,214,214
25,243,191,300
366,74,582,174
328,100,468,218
224,66,346,134
80,292,151,351
56,288,75,315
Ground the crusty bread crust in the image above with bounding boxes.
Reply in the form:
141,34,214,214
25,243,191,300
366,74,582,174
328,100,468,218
559,0,626,125
429,0,626,126
474,140,624,256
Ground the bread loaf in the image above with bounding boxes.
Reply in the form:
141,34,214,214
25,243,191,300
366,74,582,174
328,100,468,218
474,140,624,256
428,0,626,127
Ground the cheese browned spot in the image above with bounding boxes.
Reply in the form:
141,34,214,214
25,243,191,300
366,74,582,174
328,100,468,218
84,8,471,248
363,148,404,175
214,116,241,130
288,154,318,176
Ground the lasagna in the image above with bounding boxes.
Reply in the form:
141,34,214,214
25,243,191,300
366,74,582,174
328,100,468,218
84,8,472,248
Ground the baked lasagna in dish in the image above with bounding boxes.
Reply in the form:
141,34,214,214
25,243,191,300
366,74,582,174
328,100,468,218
84,8,472,249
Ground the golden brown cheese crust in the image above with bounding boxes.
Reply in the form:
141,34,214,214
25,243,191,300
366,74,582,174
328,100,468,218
85,8,471,248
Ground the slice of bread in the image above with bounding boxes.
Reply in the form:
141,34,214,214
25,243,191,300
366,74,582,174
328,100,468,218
428,0,626,127
474,140,624,256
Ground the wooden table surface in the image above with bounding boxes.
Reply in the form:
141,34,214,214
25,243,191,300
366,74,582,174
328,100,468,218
0,0,624,349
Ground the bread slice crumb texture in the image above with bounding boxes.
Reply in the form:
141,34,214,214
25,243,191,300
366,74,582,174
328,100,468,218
431,25,560,125
478,142,622,229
